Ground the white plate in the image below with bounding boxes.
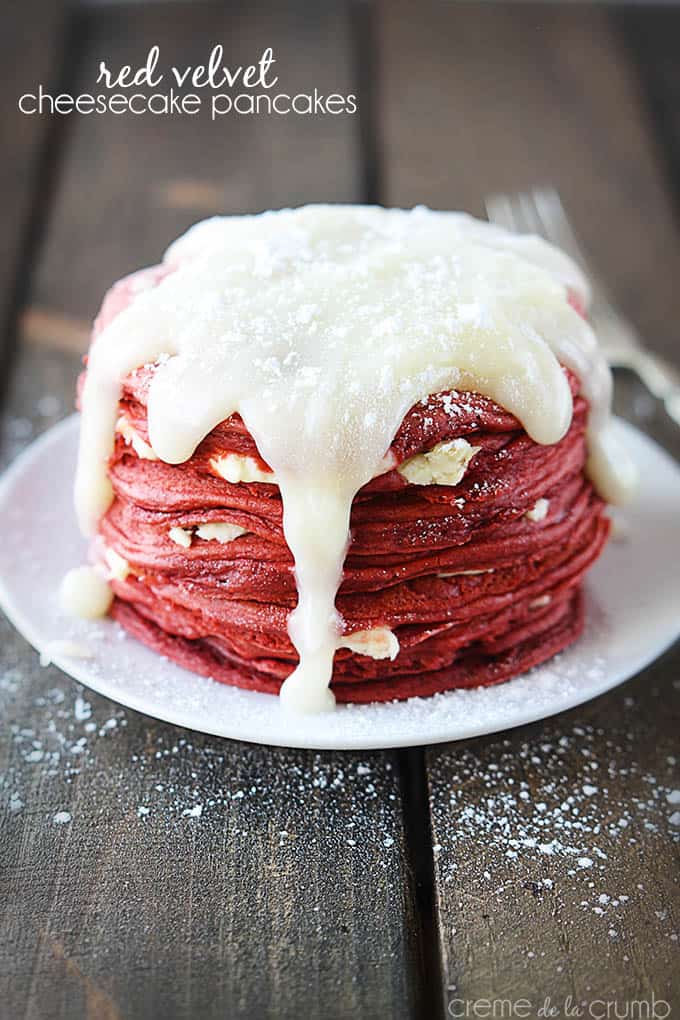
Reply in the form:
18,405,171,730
0,414,679,750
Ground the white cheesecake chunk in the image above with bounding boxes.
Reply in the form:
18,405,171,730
525,497,550,522
398,438,480,487
196,522,248,543
104,546,130,581
341,627,400,660
168,526,192,548
116,415,158,460
210,453,275,484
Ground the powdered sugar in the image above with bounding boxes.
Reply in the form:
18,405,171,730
76,206,636,714
1,415,680,748
428,710,680,946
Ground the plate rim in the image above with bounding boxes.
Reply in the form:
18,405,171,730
0,413,678,750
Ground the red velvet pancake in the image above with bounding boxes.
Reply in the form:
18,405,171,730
83,267,610,703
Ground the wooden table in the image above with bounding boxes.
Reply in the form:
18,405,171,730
1,3,679,1017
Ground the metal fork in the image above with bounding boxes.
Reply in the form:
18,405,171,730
485,187,680,427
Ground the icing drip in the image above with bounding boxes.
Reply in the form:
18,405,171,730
60,565,113,619
75,205,636,713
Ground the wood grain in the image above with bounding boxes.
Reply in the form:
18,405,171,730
0,5,423,1019
376,1,680,365
428,381,680,1012
2,2,680,1016
28,0,362,339
1,678,418,1020
619,5,680,228
374,4,680,1011
0,1,68,372
427,636,680,1011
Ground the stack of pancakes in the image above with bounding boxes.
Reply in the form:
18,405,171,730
86,268,609,703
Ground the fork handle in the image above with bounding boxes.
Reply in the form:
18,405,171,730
621,348,680,428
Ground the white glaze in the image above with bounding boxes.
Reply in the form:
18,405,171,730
74,205,636,714
39,639,95,667
60,565,113,619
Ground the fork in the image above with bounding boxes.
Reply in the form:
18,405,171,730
485,187,680,427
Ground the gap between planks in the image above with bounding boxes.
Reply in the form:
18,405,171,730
351,2,449,1013
1,3,442,1017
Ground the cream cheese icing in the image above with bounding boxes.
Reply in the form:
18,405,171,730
60,565,113,619
74,204,636,714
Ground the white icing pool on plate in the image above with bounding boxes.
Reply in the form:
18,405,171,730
0,415,677,750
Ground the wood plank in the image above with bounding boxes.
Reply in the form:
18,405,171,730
28,0,362,337
618,5,680,225
427,399,680,1010
0,5,423,1018
426,646,680,1013
375,3,680,1011
376,0,680,365
0,1,67,374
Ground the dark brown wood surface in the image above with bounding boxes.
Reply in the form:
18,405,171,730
0,6,421,1020
375,4,680,1010
376,2,680,361
0,3,678,1018
0,1,68,391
